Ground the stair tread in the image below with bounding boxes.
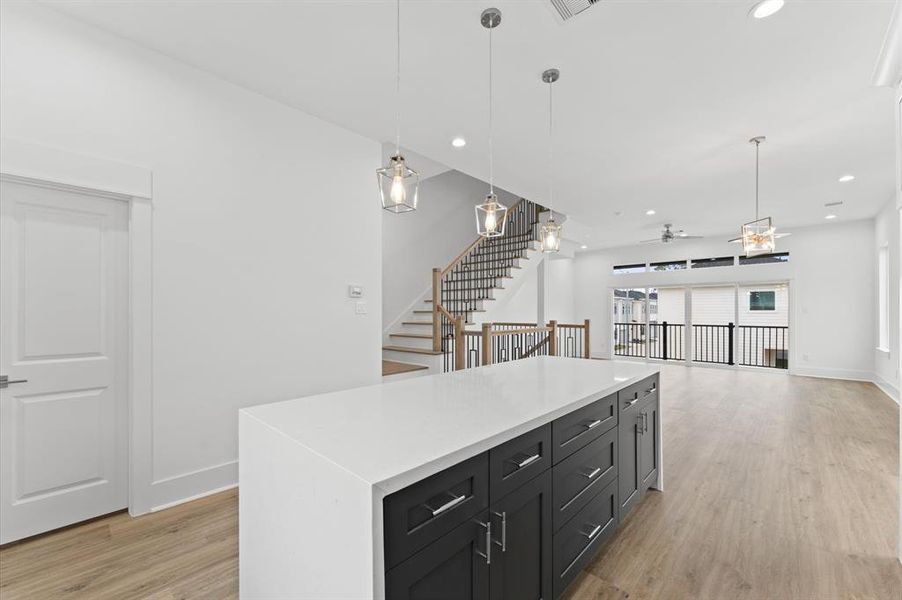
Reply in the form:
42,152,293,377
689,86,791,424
390,333,433,339
383,345,444,355
402,321,434,325
414,309,486,314
382,360,430,376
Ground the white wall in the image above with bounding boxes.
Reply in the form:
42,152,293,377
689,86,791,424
574,219,876,380
874,197,900,400
381,170,517,329
476,256,577,325
1,2,382,510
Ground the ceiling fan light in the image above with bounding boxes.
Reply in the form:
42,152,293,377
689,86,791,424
475,193,508,238
741,217,776,256
541,216,562,253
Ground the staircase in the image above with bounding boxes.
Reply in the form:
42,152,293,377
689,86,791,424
383,199,546,376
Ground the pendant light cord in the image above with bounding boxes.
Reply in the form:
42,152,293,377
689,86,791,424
488,25,494,195
395,0,401,156
755,139,759,220
548,77,554,218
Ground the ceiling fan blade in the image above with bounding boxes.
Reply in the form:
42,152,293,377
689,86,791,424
676,235,703,240
639,238,661,244
774,232,792,238
728,237,742,243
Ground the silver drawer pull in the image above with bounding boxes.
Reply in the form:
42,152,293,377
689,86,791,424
430,493,467,517
581,467,602,479
581,524,602,540
645,384,656,395
624,396,639,407
584,419,602,429
475,519,492,564
516,453,541,469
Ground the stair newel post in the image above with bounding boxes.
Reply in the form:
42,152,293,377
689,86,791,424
432,268,441,353
583,319,591,359
548,320,558,356
481,323,492,366
454,316,465,371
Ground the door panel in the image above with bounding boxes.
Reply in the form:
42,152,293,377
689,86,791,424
640,399,659,490
618,401,641,520
0,180,128,544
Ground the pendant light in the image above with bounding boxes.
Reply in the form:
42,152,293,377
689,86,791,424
736,136,778,256
377,0,418,213
475,8,508,238
540,68,562,253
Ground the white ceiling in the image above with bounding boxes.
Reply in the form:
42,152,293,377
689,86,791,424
44,0,897,248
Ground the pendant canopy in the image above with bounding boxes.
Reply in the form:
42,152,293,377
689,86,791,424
739,136,777,256
476,8,507,238
540,67,562,253
378,0,418,213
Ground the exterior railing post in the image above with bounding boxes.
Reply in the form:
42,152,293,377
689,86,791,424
481,323,492,366
548,320,558,356
728,322,735,365
454,316,465,371
662,321,668,361
583,319,591,359
432,268,441,353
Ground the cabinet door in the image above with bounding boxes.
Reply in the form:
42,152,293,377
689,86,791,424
386,513,491,600
617,402,642,520
489,471,552,600
639,398,659,490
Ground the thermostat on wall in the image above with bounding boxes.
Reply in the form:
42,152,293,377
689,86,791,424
348,285,364,298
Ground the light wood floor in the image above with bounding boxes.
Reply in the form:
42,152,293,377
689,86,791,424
0,365,899,599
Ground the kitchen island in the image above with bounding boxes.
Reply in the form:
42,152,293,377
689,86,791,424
239,356,661,599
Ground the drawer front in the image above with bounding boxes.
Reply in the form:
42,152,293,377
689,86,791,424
551,393,616,464
384,452,489,570
552,479,619,599
618,374,658,412
489,424,552,503
552,426,618,531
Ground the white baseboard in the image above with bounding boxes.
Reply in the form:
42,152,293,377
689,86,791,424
872,373,901,405
150,460,237,512
790,366,875,382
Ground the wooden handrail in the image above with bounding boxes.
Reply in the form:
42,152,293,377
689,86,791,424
521,335,550,359
556,322,589,329
440,198,526,277
491,322,538,327
436,304,456,322
489,326,551,337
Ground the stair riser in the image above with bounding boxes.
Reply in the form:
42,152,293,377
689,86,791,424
381,350,443,373
388,336,435,350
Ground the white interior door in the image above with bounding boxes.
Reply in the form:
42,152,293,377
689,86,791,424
0,178,128,544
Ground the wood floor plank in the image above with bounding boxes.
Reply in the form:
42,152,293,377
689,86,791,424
0,366,898,599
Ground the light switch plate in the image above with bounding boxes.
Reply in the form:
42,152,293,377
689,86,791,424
355,301,367,315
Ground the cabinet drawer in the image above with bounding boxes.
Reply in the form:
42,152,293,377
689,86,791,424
384,452,489,570
552,479,619,599
489,424,551,502
618,375,658,412
552,426,618,531
551,393,616,464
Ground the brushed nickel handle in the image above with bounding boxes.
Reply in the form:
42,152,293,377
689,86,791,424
637,415,644,434
580,524,602,540
512,453,541,469
584,419,602,429
492,511,507,551
624,396,639,407
581,467,602,479
0,375,27,389
644,412,649,433
429,493,467,517
475,519,492,564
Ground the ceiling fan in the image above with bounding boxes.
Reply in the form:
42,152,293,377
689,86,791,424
640,224,703,244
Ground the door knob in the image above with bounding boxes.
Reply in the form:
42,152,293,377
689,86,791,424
0,375,27,389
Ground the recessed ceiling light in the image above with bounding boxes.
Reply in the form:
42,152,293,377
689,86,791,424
825,214,837,220
838,174,855,183
580,244,588,249
451,137,467,148
749,0,785,19
645,209,656,216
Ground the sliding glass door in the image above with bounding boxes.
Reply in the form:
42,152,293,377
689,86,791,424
690,286,735,365
613,287,647,357
648,287,685,361
737,283,789,368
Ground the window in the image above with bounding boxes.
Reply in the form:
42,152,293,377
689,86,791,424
748,291,776,311
613,263,646,274
878,246,889,351
739,252,790,265
650,260,688,271
691,256,735,269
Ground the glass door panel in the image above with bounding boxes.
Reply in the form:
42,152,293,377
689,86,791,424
613,288,647,357
690,286,735,365
738,283,789,369
648,287,685,361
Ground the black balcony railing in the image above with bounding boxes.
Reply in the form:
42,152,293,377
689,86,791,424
614,321,788,369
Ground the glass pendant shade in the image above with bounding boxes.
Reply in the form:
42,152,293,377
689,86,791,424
741,216,776,256
475,193,507,238
541,217,562,253
378,155,419,213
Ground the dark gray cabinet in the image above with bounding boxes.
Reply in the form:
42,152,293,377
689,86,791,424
639,398,659,490
386,512,491,600
385,374,660,600
488,470,553,600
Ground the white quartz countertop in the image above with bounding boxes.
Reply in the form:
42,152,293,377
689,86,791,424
241,357,659,495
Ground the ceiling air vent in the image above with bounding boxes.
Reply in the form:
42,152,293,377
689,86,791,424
550,0,601,21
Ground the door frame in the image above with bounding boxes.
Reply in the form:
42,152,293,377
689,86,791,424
0,138,154,516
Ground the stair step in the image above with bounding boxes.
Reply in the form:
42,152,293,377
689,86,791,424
402,321,433,325
390,333,433,339
414,309,486,314
383,360,430,376
382,345,443,356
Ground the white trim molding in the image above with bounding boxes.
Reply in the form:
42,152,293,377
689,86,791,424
873,0,902,88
